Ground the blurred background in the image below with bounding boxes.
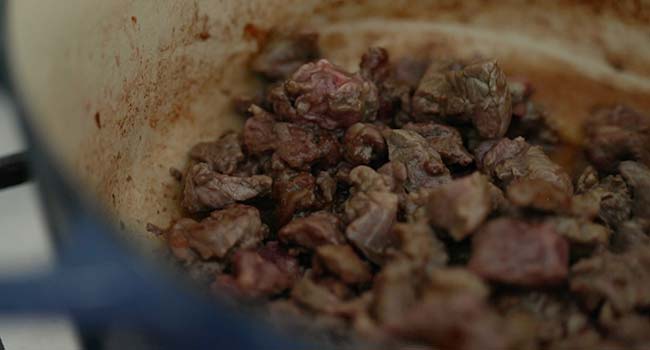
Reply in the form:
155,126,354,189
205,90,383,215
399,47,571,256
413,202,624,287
0,93,80,349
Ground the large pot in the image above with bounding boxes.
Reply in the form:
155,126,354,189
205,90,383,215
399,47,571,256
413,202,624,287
5,0,650,347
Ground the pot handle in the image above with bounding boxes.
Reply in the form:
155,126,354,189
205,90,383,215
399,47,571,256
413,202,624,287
0,152,30,190
0,214,306,350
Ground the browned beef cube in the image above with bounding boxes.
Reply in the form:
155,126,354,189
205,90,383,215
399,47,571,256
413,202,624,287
571,247,650,313
273,122,341,170
345,191,399,264
243,105,277,155
548,217,611,248
314,244,372,284
372,258,419,324
268,59,379,129
290,275,343,314
404,122,473,166
584,105,650,172
182,163,272,213
475,137,573,196
272,171,317,225
279,211,345,250
574,170,632,227
343,123,387,165
391,222,448,268
412,59,512,139
386,293,506,350
469,218,569,286
428,172,492,240
164,204,267,261
506,178,572,213
225,250,295,297
619,161,650,219
189,131,244,175
385,129,451,192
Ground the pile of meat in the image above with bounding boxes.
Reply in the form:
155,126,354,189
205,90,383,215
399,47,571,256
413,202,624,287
154,32,650,350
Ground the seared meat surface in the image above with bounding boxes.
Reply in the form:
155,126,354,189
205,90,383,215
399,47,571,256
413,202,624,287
153,37,650,350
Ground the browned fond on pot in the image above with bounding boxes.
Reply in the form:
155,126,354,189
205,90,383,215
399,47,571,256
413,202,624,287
8,0,650,255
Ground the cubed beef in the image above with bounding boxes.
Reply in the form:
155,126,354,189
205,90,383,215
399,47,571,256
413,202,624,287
594,176,633,227
548,217,611,247
315,171,337,203
314,244,372,284
231,157,267,178
333,292,375,320
487,181,511,213
599,305,650,346
386,129,451,192
474,137,528,171
348,165,394,193
334,162,354,184
268,59,379,129
162,46,650,348
506,178,572,213
182,163,272,213
359,47,417,124
550,331,627,350
164,218,200,264
403,188,435,223
584,105,650,172
345,191,399,264
391,222,448,268
243,105,277,155
343,123,386,165
404,122,473,166
386,293,506,350
278,211,345,250
290,275,343,314
610,220,650,253
428,172,492,240
476,137,573,196
316,277,353,300
424,268,489,300
250,31,320,80
189,131,245,175
412,59,512,139
495,292,588,343
243,106,341,170
377,161,408,192
570,247,650,313
273,122,340,170
619,161,650,219
221,250,295,297
165,204,267,261
257,241,302,280
574,173,632,227
272,171,317,225
372,258,419,324
469,218,569,286
575,165,600,193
